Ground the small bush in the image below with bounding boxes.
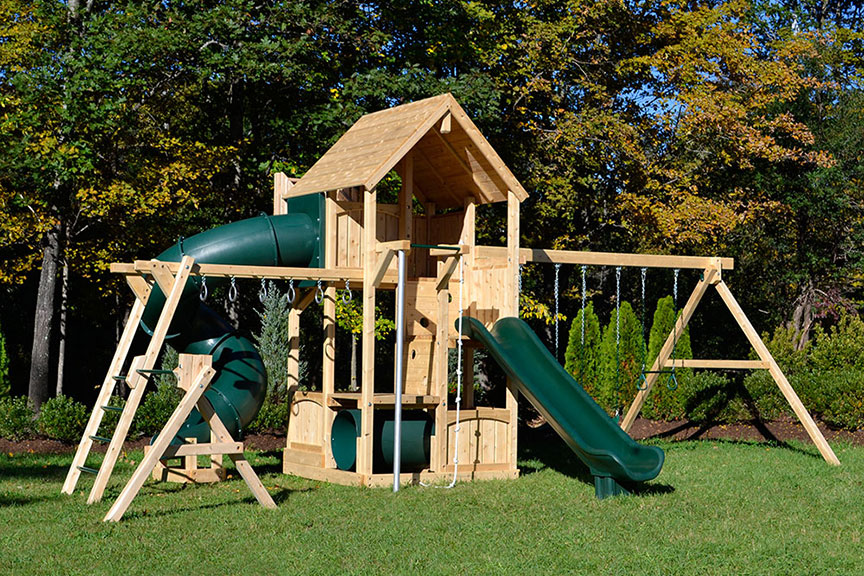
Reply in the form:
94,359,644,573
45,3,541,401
681,371,739,424
597,301,645,415
134,385,183,436
0,396,35,440
642,296,693,421
37,395,88,442
247,395,290,433
564,302,602,399
814,369,864,430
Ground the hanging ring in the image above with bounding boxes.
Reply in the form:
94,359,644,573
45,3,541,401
285,279,296,304
342,278,352,304
315,279,324,304
228,276,238,302
258,278,268,303
666,370,679,392
199,276,208,302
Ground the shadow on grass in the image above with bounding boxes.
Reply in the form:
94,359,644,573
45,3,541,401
119,485,313,521
0,463,70,481
518,425,674,497
646,419,825,462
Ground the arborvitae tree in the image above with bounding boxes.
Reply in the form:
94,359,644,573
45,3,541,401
564,302,602,400
643,295,693,420
254,282,295,397
598,302,645,417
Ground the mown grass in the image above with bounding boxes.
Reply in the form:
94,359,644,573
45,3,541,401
1,430,862,575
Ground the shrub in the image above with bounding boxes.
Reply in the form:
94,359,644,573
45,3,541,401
134,384,183,436
597,301,645,416
810,313,864,371
37,395,88,442
564,302,602,399
0,396,35,440
247,395,290,433
680,371,742,424
642,296,693,420
812,369,864,431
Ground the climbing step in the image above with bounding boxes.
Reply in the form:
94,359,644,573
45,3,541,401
136,368,175,376
101,405,123,413
89,435,113,444
77,465,99,475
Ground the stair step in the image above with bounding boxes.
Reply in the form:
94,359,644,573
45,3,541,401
89,435,112,444
101,405,123,413
77,465,99,475
111,375,126,381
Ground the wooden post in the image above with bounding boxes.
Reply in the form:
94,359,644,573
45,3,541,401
89,256,196,504
461,197,476,409
714,280,840,466
432,259,451,472
621,267,716,432
322,189,338,468
273,172,291,216
505,191,520,472
358,187,377,479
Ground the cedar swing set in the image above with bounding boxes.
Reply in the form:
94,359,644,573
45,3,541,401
62,93,839,521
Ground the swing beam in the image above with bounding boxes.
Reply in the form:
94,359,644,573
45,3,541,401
514,249,840,467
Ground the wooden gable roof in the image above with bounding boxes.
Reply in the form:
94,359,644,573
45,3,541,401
287,93,527,208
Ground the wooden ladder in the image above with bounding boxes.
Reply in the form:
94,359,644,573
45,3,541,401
62,255,196,502
103,354,276,522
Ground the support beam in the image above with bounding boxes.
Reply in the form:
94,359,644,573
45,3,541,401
358,187,377,477
474,246,734,271
714,281,840,466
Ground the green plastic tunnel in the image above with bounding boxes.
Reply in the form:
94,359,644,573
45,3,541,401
331,409,433,472
141,196,323,442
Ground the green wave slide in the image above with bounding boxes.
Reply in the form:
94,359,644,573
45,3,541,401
460,316,665,498
139,195,324,443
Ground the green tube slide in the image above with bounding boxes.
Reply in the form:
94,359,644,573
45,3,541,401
460,316,664,498
141,195,323,442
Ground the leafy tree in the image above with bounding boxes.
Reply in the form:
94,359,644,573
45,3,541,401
564,302,602,400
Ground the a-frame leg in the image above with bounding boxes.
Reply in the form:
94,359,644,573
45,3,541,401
104,357,217,522
714,280,840,465
196,392,277,510
63,297,146,495
621,267,717,432
89,256,196,504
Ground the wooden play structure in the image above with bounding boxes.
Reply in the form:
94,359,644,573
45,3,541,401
62,93,838,520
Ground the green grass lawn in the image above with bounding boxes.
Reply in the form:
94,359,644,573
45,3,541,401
1,431,862,575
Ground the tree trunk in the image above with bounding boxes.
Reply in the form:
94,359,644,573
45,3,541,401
28,221,62,411
55,251,70,396
350,334,358,391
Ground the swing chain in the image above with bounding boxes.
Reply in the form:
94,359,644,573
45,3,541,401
258,278,268,303
228,276,238,303
667,269,681,391
636,268,648,390
342,278,352,304
199,276,208,302
285,278,296,304
315,279,324,304
554,263,561,359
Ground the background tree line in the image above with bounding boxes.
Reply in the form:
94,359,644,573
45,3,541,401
0,0,861,421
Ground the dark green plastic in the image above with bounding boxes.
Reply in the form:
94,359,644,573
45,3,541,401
460,317,664,494
139,202,324,443
331,409,433,472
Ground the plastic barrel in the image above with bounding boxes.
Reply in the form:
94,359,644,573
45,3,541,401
331,409,433,472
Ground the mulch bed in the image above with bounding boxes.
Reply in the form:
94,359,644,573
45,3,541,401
1,420,860,456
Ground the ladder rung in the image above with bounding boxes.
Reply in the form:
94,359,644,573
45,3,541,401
77,465,99,475
89,435,113,443
112,375,126,381
101,405,123,413
136,368,175,376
